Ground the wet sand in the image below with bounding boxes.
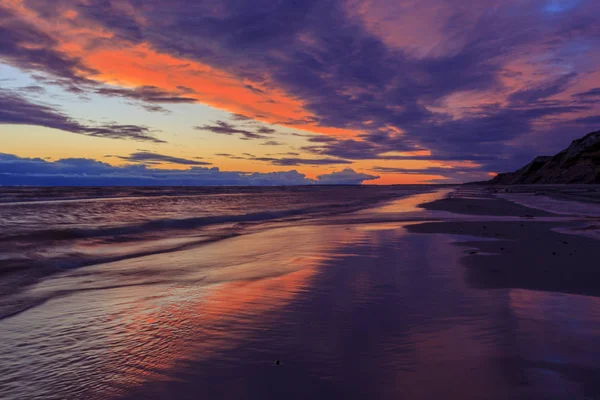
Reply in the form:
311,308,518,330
409,193,600,297
2,188,600,399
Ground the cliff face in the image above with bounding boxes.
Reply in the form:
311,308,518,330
488,130,600,184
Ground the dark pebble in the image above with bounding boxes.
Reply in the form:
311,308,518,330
275,360,280,366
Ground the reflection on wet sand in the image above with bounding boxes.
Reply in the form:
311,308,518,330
507,290,600,397
0,225,368,399
2,191,600,400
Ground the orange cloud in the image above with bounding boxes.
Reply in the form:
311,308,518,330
4,0,359,138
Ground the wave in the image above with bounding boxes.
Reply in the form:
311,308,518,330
0,188,441,321
0,194,408,244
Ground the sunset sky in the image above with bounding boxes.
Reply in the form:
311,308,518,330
1,0,599,185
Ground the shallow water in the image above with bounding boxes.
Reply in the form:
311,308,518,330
0,185,432,318
0,186,429,269
1,187,600,399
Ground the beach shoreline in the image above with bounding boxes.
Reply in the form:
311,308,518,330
1,186,600,399
407,191,600,297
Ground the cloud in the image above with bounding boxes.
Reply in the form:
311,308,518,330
216,152,352,166
507,73,577,105
0,89,165,143
0,153,375,185
574,88,600,98
140,104,170,114
573,116,600,125
18,85,46,94
254,157,353,166
257,127,277,134
0,5,95,82
316,168,379,185
261,140,282,146
371,165,491,183
112,151,211,166
231,114,253,121
195,121,271,140
3,0,600,179
95,85,198,104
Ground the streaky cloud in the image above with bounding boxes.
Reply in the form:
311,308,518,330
195,121,271,140
0,90,165,143
113,151,211,166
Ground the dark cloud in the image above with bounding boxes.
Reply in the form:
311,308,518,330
0,153,375,185
195,121,271,140
244,84,265,94
231,114,252,121
508,73,577,105
257,127,277,134
266,152,301,156
0,90,165,143
573,115,600,126
82,124,165,143
370,166,491,183
0,5,95,82
114,151,211,166
251,157,352,166
216,153,246,159
140,104,170,114
95,85,197,104
215,152,351,166
575,88,600,97
372,166,452,174
18,85,46,94
5,0,600,179
302,135,421,160
261,140,282,146
303,138,381,160
0,6,200,111
116,0,597,173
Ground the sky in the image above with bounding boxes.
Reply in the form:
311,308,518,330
1,0,599,185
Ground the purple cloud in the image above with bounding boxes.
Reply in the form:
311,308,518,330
113,151,211,166
0,153,377,185
194,121,271,140
4,0,600,179
0,90,165,143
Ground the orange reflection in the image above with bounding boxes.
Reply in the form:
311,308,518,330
96,225,366,396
